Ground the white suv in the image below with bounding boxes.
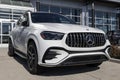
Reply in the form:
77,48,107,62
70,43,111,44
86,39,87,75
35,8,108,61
8,11,111,74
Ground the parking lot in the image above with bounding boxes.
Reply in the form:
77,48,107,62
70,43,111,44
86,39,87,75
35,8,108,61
0,48,120,80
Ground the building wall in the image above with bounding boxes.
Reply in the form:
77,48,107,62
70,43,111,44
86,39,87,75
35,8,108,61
0,1,34,47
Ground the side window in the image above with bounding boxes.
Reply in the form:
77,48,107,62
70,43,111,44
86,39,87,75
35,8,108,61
17,17,22,26
23,13,29,26
17,13,29,27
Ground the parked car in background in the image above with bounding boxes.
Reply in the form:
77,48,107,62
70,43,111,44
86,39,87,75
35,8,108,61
107,30,120,45
8,11,110,74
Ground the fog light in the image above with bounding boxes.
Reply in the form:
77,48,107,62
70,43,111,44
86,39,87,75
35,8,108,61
44,50,60,60
43,49,68,64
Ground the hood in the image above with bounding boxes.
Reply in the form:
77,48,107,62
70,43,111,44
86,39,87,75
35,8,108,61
32,23,105,34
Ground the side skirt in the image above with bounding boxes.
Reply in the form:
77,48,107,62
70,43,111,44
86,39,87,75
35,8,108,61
14,49,27,59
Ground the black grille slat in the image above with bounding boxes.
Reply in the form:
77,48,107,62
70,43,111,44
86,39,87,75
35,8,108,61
96,34,98,46
79,33,81,47
70,34,72,47
82,33,85,47
100,34,102,45
73,33,76,47
76,33,79,47
66,33,106,47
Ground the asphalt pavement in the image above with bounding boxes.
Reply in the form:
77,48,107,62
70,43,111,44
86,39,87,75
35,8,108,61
0,48,120,80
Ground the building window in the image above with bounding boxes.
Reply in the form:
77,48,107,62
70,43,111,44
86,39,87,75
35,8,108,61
13,9,25,19
0,8,25,20
72,9,81,16
72,9,81,24
0,8,11,19
1,0,32,7
36,2,40,11
50,6,60,13
37,3,82,25
61,7,70,15
39,4,49,12
89,10,117,33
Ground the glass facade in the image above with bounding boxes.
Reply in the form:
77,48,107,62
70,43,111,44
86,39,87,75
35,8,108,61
89,10,117,33
0,8,26,20
0,0,33,45
38,4,82,24
39,4,49,12
0,23,2,44
36,2,118,32
0,0,119,46
0,0,32,7
2,23,11,43
0,22,15,44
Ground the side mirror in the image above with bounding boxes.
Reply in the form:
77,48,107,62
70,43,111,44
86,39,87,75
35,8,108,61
22,21,28,27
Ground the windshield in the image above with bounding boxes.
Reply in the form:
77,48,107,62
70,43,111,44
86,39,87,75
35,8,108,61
31,13,76,24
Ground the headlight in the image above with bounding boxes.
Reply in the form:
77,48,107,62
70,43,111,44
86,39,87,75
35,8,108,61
40,31,64,40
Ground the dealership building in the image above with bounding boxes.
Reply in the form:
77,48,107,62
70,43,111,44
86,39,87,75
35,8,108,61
32,0,120,32
0,0,34,47
0,0,120,47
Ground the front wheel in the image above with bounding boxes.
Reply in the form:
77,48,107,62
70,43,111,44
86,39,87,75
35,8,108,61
27,41,39,74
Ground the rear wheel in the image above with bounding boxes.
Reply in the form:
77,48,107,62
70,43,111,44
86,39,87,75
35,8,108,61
87,62,102,67
8,38,15,57
27,41,44,74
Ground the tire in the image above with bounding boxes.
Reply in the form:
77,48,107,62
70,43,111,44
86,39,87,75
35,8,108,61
8,38,15,57
87,62,102,67
27,41,40,74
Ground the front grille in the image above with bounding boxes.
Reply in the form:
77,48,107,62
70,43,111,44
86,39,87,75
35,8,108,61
66,33,106,47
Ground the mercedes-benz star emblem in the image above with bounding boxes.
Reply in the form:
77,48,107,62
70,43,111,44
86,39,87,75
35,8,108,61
86,34,94,46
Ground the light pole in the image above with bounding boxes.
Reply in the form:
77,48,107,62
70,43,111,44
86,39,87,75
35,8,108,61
116,8,120,30
91,0,95,27
85,0,95,27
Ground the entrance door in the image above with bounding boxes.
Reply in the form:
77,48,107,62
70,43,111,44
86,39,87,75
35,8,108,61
2,22,12,44
0,22,1,46
0,21,15,47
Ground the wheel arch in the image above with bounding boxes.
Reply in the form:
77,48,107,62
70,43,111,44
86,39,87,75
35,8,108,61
27,39,35,47
26,34,40,62
9,35,14,47
26,34,39,50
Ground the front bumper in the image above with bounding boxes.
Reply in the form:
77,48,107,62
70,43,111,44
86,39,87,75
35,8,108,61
59,55,108,66
40,46,110,67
